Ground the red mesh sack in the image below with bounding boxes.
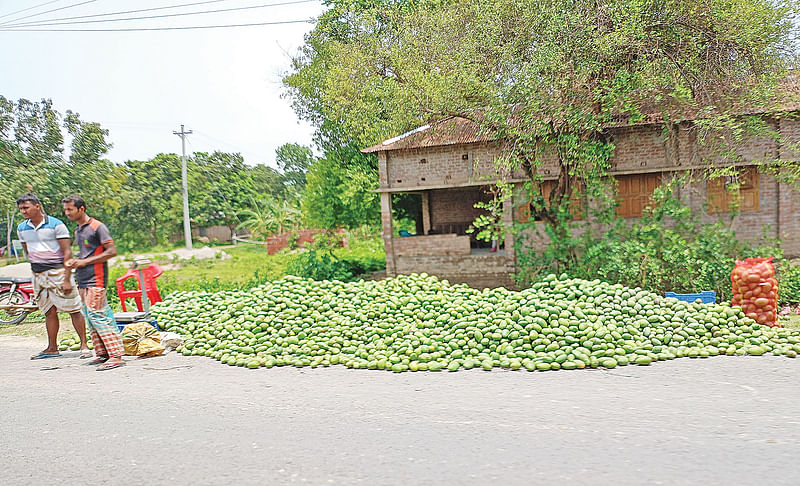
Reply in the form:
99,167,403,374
731,257,780,327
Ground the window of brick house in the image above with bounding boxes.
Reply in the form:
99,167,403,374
707,166,760,213
615,173,662,218
517,180,585,223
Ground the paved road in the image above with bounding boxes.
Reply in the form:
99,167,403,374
0,262,31,278
2,335,799,485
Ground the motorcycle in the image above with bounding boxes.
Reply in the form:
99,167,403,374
0,277,37,325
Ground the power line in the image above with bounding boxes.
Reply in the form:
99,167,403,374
193,130,274,162
0,0,64,20
0,0,98,27
3,0,318,29
0,18,313,32
3,0,227,27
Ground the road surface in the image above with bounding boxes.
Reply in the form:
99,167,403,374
1,334,799,485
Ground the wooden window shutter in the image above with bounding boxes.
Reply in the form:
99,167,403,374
615,173,662,218
521,180,585,222
707,166,760,214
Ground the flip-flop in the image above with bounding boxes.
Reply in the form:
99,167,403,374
31,351,61,360
96,360,124,371
79,350,93,359
84,357,108,366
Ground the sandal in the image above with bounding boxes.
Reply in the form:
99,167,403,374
79,349,93,359
84,357,108,366
96,360,124,371
31,351,61,360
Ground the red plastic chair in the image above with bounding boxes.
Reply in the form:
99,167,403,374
115,263,164,312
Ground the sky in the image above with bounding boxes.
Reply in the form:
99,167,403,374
0,0,326,168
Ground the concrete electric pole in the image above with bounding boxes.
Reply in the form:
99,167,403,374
173,124,193,250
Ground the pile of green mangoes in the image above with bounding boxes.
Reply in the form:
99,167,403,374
58,333,93,351
151,273,800,371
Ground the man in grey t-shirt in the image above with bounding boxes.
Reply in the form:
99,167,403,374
63,195,124,371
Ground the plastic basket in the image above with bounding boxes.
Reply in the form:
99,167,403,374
664,291,716,304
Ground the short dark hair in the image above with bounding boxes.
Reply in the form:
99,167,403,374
62,195,86,211
16,193,41,206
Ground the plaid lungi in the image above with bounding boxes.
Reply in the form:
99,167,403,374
32,268,82,314
80,288,123,359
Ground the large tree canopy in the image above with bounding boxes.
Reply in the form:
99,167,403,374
286,0,800,226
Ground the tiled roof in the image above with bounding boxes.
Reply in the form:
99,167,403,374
363,77,800,153
362,116,496,153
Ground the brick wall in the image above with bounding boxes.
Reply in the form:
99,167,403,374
779,118,800,256
382,142,526,191
192,225,232,242
393,234,471,257
686,172,779,244
697,120,779,167
265,229,345,255
429,187,489,227
379,117,800,288
394,254,517,289
516,171,799,258
610,125,669,172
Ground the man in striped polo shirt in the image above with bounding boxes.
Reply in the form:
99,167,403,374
63,195,124,371
16,193,90,359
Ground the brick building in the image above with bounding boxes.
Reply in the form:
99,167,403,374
364,113,800,289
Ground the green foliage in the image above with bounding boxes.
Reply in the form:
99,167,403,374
516,178,785,302
466,184,511,243
156,269,279,296
302,145,380,229
287,230,300,250
285,0,799,267
287,233,385,281
236,198,301,240
275,143,314,189
0,94,310,254
286,249,356,281
334,233,385,274
779,263,800,304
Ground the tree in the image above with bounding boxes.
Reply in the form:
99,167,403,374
275,143,314,189
286,0,800,257
64,110,112,165
301,146,380,229
190,151,258,237
236,197,301,240
250,163,287,198
0,97,65,259
113,154,182,249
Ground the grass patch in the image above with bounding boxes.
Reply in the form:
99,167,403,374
150,236,385,294
781,314,800,330
164,245,291,285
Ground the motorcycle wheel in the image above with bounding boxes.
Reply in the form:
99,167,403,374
0,289,31,325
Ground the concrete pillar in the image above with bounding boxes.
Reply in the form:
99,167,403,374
778,180,800,258
378,152,389,188
421,191,431,235
502,186,515,260
381,192,397,276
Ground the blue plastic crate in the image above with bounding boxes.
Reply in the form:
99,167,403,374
664,291,716,304
116,319,159,333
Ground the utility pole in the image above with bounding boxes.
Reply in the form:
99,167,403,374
173,124,193,250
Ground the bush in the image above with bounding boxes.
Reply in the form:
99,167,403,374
778,262,800,304
286,249,356,281
285,236,385,282
516,178,783,302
